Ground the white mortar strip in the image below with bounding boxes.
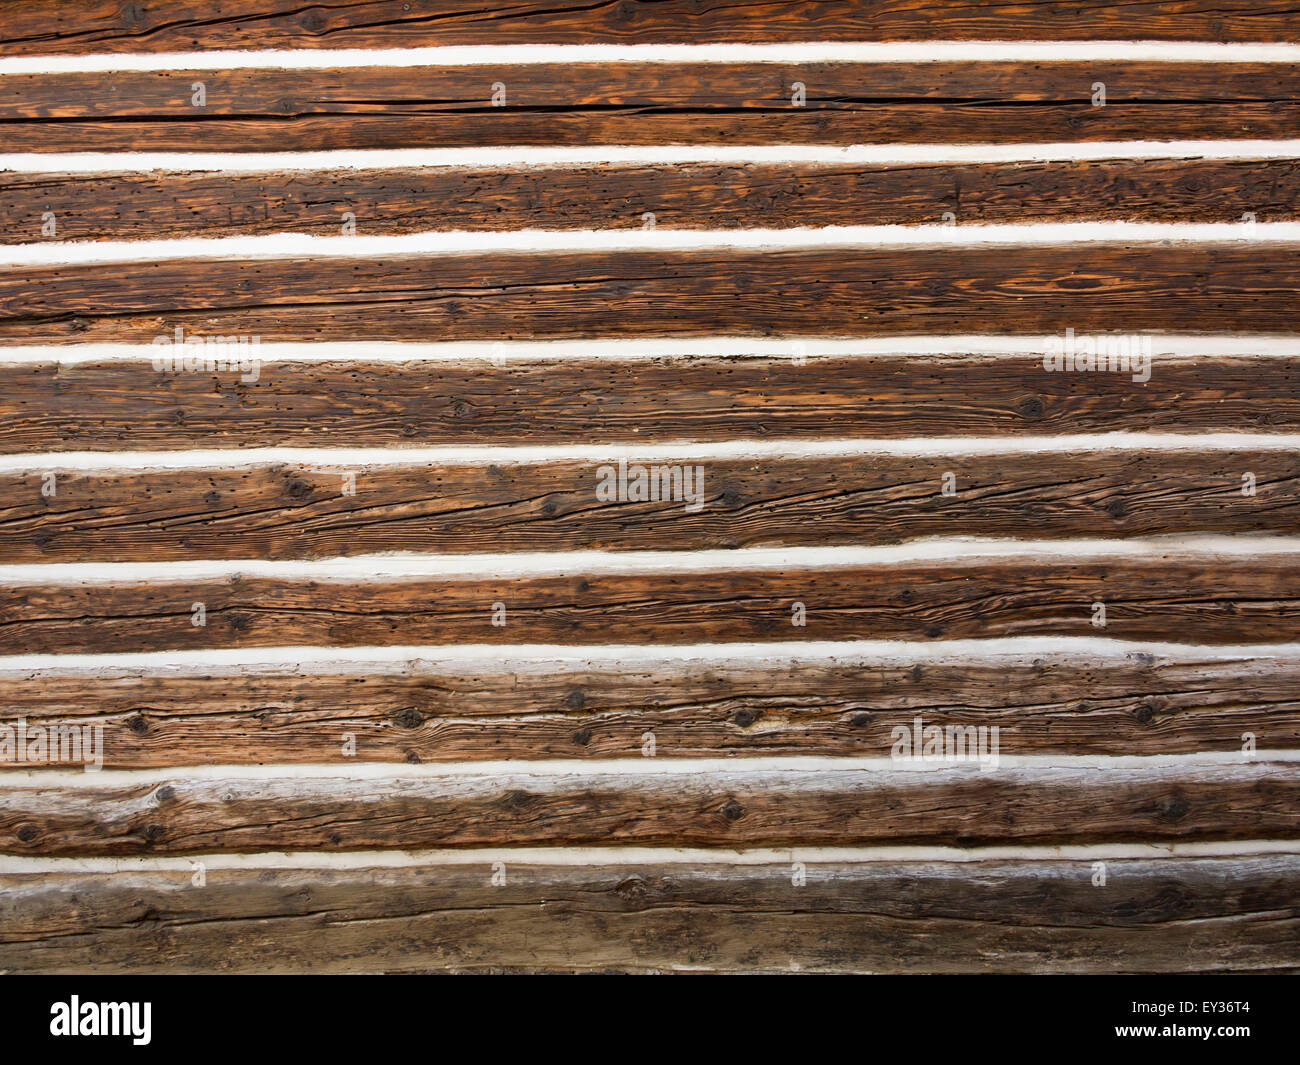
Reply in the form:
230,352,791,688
2,840,1296,876
0,636,1296,676
2,41,1299,74
2,221,1295,266
1,334,1297,364
0,536,1294,585
3,752,1297,789
3,433,1296,474
3,141,1299,173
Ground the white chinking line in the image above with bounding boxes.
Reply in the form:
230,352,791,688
8,750,1299,784
1,41,1299,73
1,535,1298,585
1,221,1298,266
4,141,1300,173
2,334,1299,364
1,752,1297,798
1,636,1299,676
0,433,1297,473
2,840,1297,876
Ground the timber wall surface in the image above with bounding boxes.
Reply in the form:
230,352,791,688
0,1,1297,973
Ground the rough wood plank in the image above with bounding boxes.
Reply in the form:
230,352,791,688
4,243,1300,343
8,159,1295,243
2,854,1297,973
4,63,1297,149
3,652,1296,767
1,761,1296,855
2,1,1296,54
2,552,1298,654
5,449,1297,563
3,353,1297,453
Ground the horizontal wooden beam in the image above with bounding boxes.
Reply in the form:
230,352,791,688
4,448,1296,563
2,1,1296,54
1,760,1296,855
2,550,1299,653
2,852,1297,973
2,353,1296,451
5,159,1296,243
4,243,1300,343
3,651,1296,766
3,63,1297,149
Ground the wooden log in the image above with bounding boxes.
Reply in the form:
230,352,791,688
3,158,1297,243
1,853,1297,973
1,1,1295,54
3,243,1300,343
2,651,1296,767
3,63,1297,149
4,448,1297,563
3,550,1298,654
0,760,1296,855
2,353,1296,453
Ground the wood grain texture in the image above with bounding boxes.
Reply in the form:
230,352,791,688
5,449,1297,563
3,652,1297,767
2,1,1296,54
2,552,1298,654
4,243,1300,344
3,353,1297,453
4,63,1298,149
3,854,1297,973
3,0,1297,980
2,760,1297,855
8,159,1296,243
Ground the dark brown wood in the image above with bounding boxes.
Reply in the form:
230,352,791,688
2,353,1297,453
1,1,1296,54
3,63,1297,149
1,760,1296,855
2,854,1297,973
6,158,1297,243
0,0,1295,980
2,552,1298,654
5,449,1297,563
3,652,1296,767
4,242,1300,343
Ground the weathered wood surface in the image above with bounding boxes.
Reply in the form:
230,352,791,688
4,243,1300,343
4,63,1297,149
2,552,1298,654
2,1,1296,53
1,2,1297,979
2,652,1296,767
1,761,1296,855
3,354,1297,453
2,854,1297,974
5,159,1298,243
4,449,1296,563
